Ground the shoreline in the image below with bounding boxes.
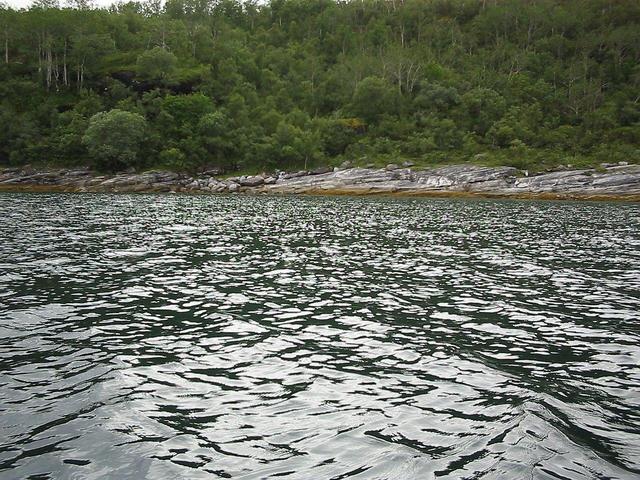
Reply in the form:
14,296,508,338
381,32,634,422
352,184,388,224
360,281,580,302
1,163,639,202
2,184,638,202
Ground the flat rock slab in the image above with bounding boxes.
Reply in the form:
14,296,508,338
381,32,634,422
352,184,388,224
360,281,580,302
1,164,639,199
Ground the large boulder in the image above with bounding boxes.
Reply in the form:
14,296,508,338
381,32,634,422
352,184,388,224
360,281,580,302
281,171,308,180
155,172,181,183
65,169,91,177
239,175,264,187
309,166,332,175
201,168,223,176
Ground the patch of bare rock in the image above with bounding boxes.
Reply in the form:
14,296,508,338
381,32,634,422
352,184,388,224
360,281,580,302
1,162,639,200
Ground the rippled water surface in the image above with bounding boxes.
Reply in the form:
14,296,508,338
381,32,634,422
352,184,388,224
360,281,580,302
1,193,640,480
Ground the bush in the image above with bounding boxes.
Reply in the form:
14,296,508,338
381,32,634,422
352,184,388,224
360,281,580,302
159,148,187,170
82,109,147,171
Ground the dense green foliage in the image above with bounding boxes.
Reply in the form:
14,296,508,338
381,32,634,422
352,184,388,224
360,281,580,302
0,0,639,173
82,109,147,169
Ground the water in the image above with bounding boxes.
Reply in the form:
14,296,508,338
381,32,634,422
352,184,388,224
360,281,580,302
1,193,639,480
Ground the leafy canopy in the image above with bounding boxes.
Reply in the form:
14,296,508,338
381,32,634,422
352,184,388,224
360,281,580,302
82,109,147,170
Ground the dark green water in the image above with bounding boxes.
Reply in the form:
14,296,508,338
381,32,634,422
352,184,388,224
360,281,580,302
1,193,639,480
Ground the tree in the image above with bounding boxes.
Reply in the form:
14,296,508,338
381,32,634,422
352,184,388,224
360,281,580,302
70,33,115,91
487,104,542,147
0,0,638,173
82,109,147,170
161,93,214,127
460,88,507,136
0,5,16,65
413,83,460,114
350,76,397,124
196,110,237,170
136,46,177,83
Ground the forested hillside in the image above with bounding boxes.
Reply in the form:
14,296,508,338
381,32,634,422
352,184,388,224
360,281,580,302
0,0,639,173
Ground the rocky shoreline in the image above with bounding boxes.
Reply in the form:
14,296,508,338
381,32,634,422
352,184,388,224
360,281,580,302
1,163,639,201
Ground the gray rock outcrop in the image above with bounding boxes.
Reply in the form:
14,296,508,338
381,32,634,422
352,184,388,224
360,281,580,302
1,163,639,200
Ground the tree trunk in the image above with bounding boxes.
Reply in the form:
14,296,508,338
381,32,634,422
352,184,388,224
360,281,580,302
63,38,68,86
38,36,42,75
47,45,53,90
53,53,59,91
